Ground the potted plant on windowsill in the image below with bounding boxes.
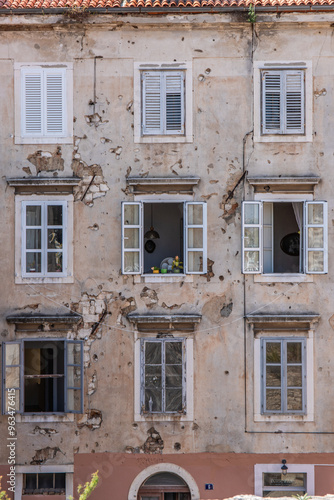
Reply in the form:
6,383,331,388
151,266,160,274
172,256,183,274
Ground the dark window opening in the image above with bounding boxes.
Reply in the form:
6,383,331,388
138,472,190,500
23,472,66,495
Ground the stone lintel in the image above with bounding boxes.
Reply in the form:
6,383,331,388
247,176,320,194
6,177,81,194
127,313,202,332
246,313,320,332
126,176,200,195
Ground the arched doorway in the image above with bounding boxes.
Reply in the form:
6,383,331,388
138,472,190,500
128,463,200,500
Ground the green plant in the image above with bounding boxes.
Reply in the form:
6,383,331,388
0,477,10,500
293,495,311,500
68,471,99,500
172,256,183,271
151,266,159,271
247,3,256,23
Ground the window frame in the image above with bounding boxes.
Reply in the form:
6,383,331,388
254,464,315,496
261,337,306,415
134,62,193,144
134,334,194,422
122,200,207,276
15,194,74,284
254,61,312,143
15,465,73,500
140,337,186,415
14,62,73,145
2,339,83,415
242,200,328,275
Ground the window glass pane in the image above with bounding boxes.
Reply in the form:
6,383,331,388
187,228,203,249
55,473,66,489
187,204,203,225
266,366,281,387
308,251,324,272
187,251,203,273
145,366,162,388
166,388,182,411
38,473,54,489
26,205,41,226
6,344,20,365
287,389,303,411
266,343,281,363
244,251,260,272
26,229,41,249
263,472,306,487
145,342,161,364
145,387,162,412
145,472,187,486
244,204,259,224
48,228,63,249
287,366,302,387
287,342,301,363
124,204,139,225
266,389,281,411
47,251,63,273
308,203,323,224
124,228,139,248
166,365,182,387
48,205,63,225
26,252,41,273
166,342,182,364
244,227,259,248
25,474,37,490
5,367,20,388
308,227,323,248
124,252,140,273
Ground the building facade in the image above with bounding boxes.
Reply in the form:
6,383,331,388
1,1,334,498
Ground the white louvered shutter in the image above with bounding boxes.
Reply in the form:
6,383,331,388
285,70,304,134
23,70,42,135
142,72,163,135
45,69,65,136
165,71,184,134
262,71,282,134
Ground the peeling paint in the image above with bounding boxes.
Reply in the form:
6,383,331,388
77,409,102,430
31,447,62,465
27,148,64,173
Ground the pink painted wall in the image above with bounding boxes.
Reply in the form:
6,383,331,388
0,466,14,500
74,452,334,500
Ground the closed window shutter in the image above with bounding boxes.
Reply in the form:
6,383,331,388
142,72,162,134
23,71,42,135
262,71,282,134
165,72,184,134
46,70,65,135
285,70,304,134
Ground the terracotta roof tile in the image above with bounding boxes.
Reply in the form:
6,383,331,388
1,0,334,10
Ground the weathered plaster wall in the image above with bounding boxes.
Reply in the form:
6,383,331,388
0,10,334,491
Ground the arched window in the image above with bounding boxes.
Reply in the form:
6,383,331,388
138,472,190,500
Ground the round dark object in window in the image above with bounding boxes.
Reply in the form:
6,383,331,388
145,240,156,253
280,232,300,256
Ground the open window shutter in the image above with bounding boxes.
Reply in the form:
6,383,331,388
23,70,42,136
2,342,22,414
284,70,304,134
45,69,65,136
165,71,184,134
262,71,282,134
142,72,163,135
185,202,207,274
305,201,327,274
122,202,142,274
242,201,262,273
65,340,83,413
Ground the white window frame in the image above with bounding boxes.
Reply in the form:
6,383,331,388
254,61,312,143
134,333,194,422
15,194,74,284
15,465,73,500
14,62,73,144
2,338,84,416
122,200,207,276
254,330,314,423
134,62,193,143
254,463,315,496
242,199,327,276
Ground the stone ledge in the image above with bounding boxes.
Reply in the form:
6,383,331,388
127,313,202,332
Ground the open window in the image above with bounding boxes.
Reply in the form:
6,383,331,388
242,201,327,274
2,339,83,414
122,201,207,275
